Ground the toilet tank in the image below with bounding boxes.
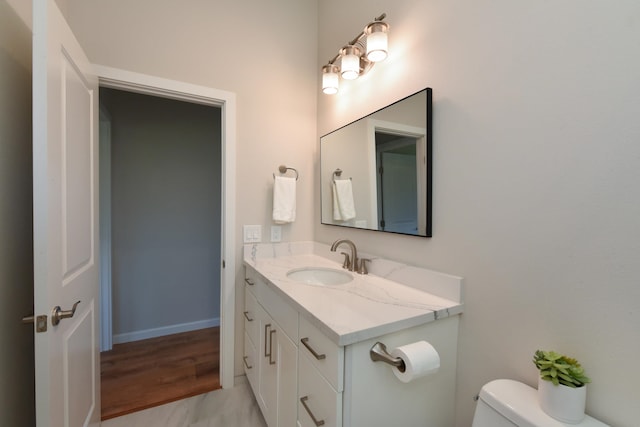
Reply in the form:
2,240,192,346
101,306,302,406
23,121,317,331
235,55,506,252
472,379,610,427
472,398,517,427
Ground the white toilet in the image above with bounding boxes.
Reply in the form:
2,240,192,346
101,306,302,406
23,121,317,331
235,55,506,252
472,379,609,427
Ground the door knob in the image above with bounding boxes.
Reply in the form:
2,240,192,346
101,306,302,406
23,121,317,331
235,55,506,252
51,300,81,326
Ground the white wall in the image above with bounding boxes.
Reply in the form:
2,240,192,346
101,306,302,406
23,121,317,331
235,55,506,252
101,88,222,340
0,1,35,425
317,1,640,427
65,0,318,376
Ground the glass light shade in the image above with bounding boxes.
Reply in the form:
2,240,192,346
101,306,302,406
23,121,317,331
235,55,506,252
322,65,339,95
365,22,389,62
340,46,361,80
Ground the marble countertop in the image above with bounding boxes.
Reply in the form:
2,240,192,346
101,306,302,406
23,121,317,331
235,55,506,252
243,242,463,346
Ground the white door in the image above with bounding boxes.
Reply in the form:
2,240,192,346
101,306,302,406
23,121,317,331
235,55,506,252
33,0,100,426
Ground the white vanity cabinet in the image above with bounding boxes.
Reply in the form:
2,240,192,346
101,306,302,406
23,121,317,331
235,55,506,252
244,254,461,427
244,270,298,427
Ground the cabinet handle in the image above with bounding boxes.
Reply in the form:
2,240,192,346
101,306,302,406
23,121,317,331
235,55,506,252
300,396,325,426
301,337,326,360
243,311,253,322
244,278,254,286
264,324,272,358
243,356,252,369
269,329,276,365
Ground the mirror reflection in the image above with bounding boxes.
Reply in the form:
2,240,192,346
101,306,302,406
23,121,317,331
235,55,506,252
321,88,432,237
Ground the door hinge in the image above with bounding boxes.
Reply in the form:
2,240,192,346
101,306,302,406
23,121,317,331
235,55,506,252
222,259,226,268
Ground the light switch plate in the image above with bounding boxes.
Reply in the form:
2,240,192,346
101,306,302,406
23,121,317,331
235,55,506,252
270,226,282,242
243,225,262,243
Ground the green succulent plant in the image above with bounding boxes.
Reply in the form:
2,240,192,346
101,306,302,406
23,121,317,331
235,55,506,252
533,350,591,388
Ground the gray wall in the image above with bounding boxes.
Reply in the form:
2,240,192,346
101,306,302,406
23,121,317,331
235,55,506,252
101,88,222,338
0,1,35,425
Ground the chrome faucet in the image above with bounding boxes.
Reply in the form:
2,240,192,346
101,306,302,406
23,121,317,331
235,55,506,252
330,239,369,274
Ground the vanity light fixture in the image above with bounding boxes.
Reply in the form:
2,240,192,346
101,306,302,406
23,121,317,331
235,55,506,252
322,65,340,95
339,45,362,80
321,13,389,95
364,21,389,62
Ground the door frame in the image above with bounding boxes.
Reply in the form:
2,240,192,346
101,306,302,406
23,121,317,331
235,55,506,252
366,119,427,232
95,65,236,389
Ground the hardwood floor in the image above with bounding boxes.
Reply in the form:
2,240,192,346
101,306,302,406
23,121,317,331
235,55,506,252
100,327,221,420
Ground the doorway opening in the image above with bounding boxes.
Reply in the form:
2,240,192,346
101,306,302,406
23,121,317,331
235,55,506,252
99,87,222,419
376,132,422,234
94,66,237,419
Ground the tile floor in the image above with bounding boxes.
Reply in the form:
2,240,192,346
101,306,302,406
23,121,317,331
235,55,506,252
101,378,266,427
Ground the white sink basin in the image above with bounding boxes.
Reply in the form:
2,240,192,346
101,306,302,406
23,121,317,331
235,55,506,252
286,267,353,286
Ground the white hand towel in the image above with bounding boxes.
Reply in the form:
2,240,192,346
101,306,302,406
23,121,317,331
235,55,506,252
332,183,343,221
333,179,356,221
272,176,296,224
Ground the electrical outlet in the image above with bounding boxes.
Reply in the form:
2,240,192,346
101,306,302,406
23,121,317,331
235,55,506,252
270,226,282,242
243,225,262,243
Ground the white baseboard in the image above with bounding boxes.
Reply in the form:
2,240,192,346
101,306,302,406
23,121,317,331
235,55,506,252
113,317,220,344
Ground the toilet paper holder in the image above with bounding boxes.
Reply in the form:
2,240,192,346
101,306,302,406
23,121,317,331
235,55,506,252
370,342,406,373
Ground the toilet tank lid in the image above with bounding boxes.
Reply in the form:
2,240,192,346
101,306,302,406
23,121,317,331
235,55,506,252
479,379,610,427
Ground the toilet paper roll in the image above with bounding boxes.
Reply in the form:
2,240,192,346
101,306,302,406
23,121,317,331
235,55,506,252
390,341,440,383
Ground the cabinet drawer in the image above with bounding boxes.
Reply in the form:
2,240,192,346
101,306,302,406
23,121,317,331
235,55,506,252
244,286,259,345
243,331,258,397
246,268,298,342
299,315,344,392
244,267,260,296
298,352,342,427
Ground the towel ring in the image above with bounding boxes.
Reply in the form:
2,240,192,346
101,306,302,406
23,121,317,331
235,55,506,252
273,165,299,181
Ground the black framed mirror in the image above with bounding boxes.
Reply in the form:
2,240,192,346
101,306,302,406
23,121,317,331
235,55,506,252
320,88,432,237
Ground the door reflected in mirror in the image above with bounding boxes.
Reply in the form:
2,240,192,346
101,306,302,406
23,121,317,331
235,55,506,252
321,88,432,237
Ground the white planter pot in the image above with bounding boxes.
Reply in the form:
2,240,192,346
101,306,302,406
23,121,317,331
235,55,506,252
538,377,587,424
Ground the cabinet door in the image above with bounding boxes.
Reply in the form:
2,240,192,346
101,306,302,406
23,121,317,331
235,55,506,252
258,309,277,427
257,312,298,427
276,327,298,427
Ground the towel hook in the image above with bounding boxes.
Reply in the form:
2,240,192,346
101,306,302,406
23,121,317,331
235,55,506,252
273,165,299,180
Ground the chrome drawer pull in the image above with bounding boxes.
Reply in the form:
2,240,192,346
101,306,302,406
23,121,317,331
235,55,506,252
300,396,325,426
244,278,254,286
243,356,252,369
243,311,253,321
269,329,276,365
264,324,272,357
301,337,326,360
